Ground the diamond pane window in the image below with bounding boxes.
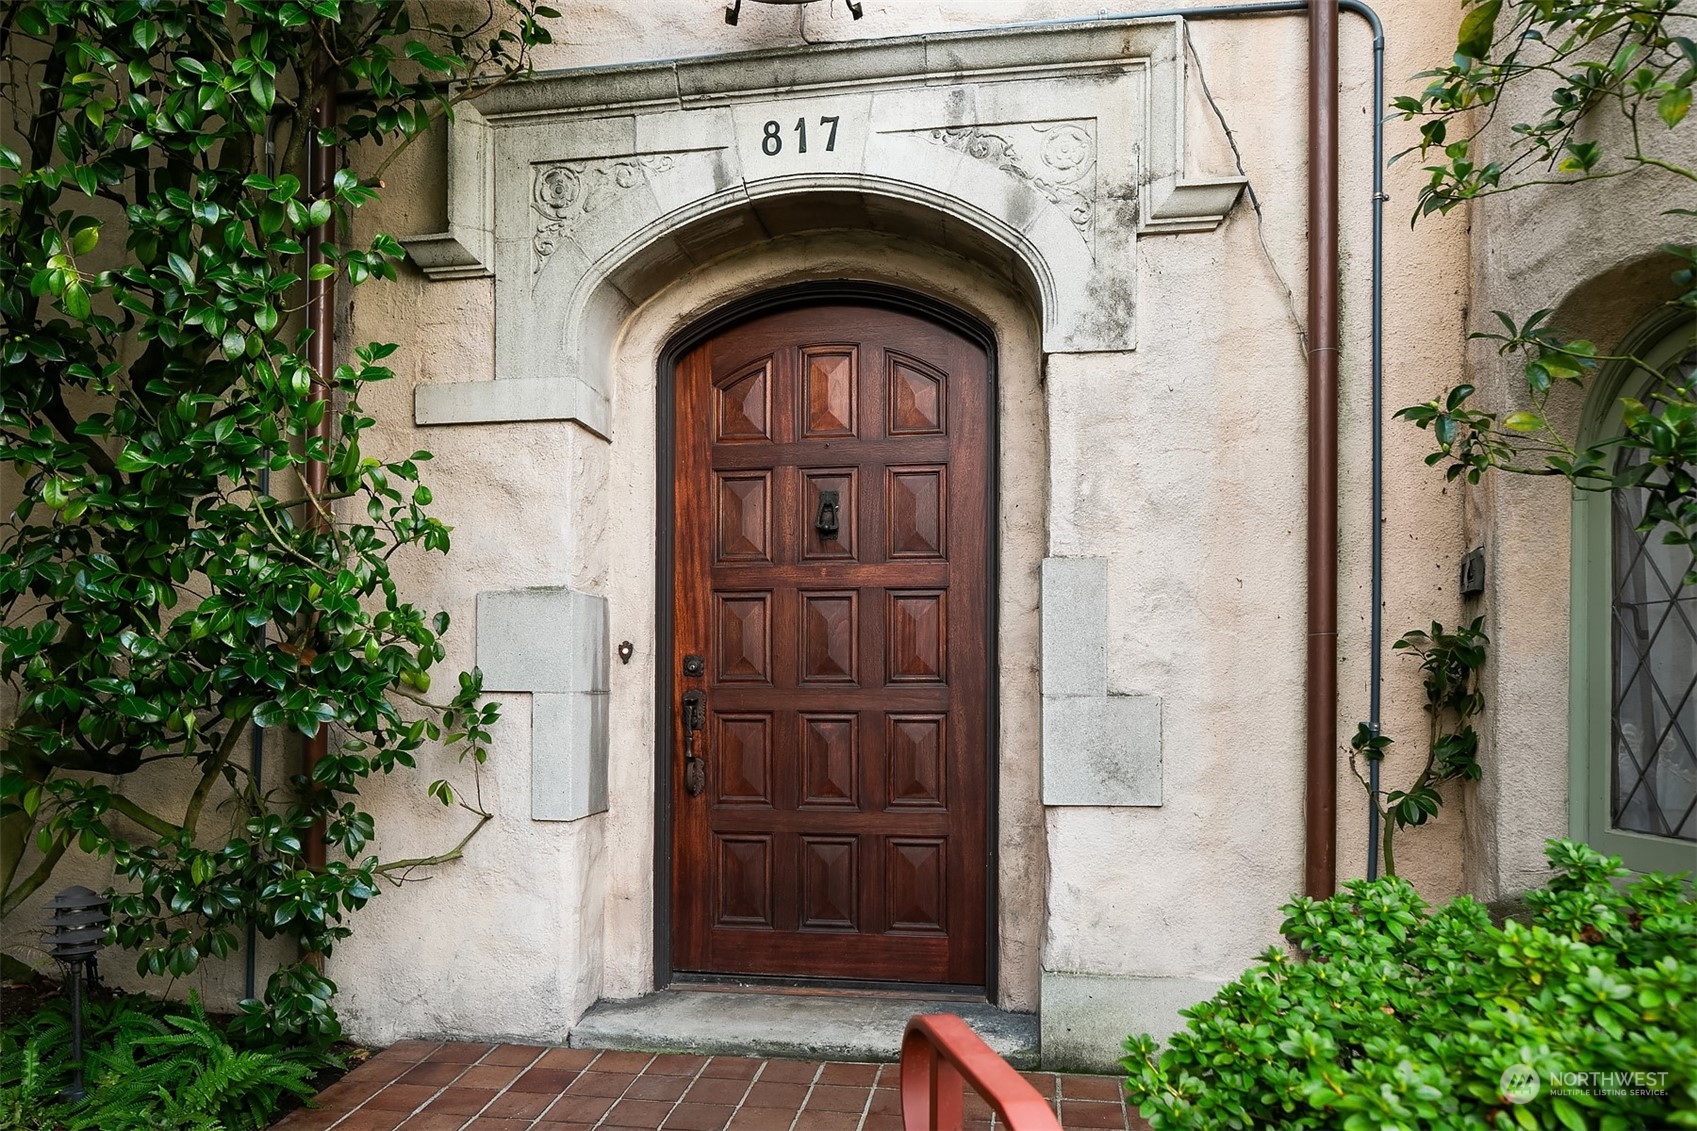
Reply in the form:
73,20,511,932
1610,346,1697,844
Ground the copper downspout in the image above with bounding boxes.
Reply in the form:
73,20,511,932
1305,0,1340,898
995,0,1373,898
303,92,335,873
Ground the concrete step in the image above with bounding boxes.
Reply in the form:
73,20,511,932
568,988,1040,1068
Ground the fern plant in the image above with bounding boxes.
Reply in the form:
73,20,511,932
0,990,332,1131
0,1046,63,1131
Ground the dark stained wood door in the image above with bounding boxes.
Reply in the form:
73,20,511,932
669,302,990,986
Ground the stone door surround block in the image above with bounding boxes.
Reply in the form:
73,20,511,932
404,19,1245,438
477,587,610,822
1040,557,1161,806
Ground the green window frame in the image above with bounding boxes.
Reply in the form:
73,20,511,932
1570,310,1697,874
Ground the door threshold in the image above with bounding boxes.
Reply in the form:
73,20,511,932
569,988,1037,1067
667,973,987,1002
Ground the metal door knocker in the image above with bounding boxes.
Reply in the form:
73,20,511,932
815,490,840,540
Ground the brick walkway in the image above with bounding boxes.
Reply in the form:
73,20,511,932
270,1040,1150,1131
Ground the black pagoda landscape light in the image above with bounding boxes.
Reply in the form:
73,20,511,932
45,885,110,1102
725,0,862,27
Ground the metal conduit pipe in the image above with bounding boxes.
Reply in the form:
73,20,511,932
304,92,336,875
980,1,1387,896
1356,0,1388,885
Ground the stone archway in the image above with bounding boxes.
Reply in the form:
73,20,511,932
402,16,1244,439
584,232,1051,1010
398,16,1245,1019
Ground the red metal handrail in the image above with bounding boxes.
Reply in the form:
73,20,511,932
899,1013,1062,1131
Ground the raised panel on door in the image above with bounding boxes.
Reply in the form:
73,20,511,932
714,714,772,807
714,834,774,929
717,359,772,442
887,714,947,810
802,347,857,438
716,471,772,564
888,467,946,559
801,468,857,561
800,836,858,932
670,300,990,987
715,593,771,684
799,713,859,809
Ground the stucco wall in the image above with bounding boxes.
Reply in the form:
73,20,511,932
4,0,1498,1070
318,0,1482,1062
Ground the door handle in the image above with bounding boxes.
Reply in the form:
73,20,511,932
681,689,706,796
815,490,840,539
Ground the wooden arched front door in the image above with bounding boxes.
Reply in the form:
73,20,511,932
664,297,992,988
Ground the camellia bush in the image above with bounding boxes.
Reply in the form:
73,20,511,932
1123,840,1697,1130
1,0,554,1041
1394,0,1696,530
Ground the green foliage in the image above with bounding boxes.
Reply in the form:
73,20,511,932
1392,0,1695,216
0,990,334,1130
1349,619,1488,877
1123,840,1697,1130
0,0,553,1038
1391,1,1697,578
1399,284,1697,580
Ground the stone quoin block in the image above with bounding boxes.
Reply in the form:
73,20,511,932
530,691,610,822
476,587,609,695
1040,556,1109,698
1040,971,1225,1072
476,587,610,822
1041,693,1163,807
1039,556,1162,806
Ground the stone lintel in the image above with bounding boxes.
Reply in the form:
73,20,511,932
414,377,610,438
1144,176,1249,235
402,102,493,281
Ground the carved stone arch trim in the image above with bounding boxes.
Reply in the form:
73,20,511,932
659,278,1002,368
551,182,1054,436
404,17,1245,438
600,176,1062,344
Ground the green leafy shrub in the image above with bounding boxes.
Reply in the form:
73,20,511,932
0,989,331,1130
0,0,554,1040
1349,618,1488,877
1123,840,1697,1130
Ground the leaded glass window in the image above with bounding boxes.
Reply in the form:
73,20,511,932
1610,346,1697,844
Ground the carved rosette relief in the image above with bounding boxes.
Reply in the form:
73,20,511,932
531,155,676,275
924,121,1097,239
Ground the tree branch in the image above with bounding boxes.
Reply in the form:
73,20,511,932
1631,154,1697,183
40,385,119,481
1,834,70,917
372,807,492,884
183,711,254,837
108,794,185,840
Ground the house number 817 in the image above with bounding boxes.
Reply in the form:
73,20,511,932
762,116,840,156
